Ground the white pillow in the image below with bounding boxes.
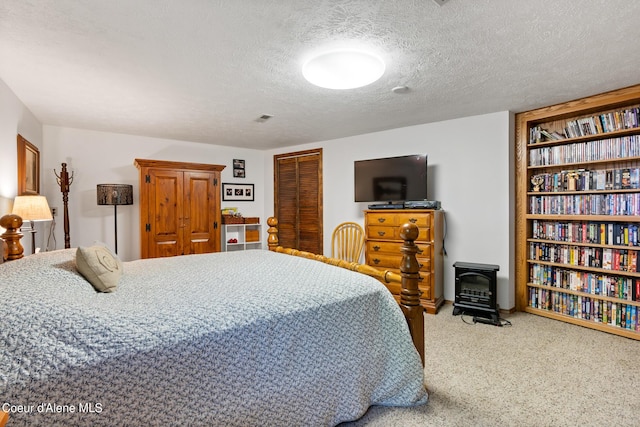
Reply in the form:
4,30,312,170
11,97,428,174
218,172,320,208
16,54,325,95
76,244,123,292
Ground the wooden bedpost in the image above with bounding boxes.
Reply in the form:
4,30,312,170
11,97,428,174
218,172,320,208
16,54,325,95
267,217,279,251
398,223,425,366
0,214,25,261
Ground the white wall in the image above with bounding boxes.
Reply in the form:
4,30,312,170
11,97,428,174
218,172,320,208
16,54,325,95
1,74,515,309
0,78,44,254
41,126,265,261
264,111,515,310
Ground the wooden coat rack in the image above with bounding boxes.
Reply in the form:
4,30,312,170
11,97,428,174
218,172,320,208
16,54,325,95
54,163,74,248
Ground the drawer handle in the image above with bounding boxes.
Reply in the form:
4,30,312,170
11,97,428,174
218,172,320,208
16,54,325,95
409,218,417,223
377,218,386,223
419,263,423,268
373,245,381,251
377,231,386,236
373,258,381,264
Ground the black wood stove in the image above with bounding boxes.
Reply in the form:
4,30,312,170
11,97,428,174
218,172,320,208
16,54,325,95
452,262,500,325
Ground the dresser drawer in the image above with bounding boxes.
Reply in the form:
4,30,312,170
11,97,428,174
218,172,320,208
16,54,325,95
367,212,431,227
378,272,432,300
367,252,432,271
366,241,432,256
367,225,430,242
367,225,396,241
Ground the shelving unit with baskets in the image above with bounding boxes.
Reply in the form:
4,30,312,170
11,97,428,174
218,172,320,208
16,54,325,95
515,84,640,340
221,215,262,252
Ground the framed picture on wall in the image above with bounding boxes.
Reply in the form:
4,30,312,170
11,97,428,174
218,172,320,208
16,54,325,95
222,183,254,201
17,134,40,195
233,159,245,178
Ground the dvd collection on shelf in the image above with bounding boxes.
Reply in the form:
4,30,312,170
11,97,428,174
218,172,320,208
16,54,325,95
529,135,640,166
528,287,639,330
529,241,638,272
529,193,640,215
517,85,640,339
532,219,639,246
529,263,638,297
530,166,640,193
529,106,640,143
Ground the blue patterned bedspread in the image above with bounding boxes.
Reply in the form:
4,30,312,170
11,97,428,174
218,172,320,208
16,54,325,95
0,249,427,426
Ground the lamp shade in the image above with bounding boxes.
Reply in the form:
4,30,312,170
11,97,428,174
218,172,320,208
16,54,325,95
97,184,133,206
12,195,53,221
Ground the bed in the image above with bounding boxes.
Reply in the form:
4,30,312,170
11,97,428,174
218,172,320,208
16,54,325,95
0,216,427,426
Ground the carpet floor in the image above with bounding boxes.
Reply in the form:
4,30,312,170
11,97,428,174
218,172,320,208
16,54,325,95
341,303,639,426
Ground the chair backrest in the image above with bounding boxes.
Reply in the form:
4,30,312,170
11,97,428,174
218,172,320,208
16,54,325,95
331,222,365,263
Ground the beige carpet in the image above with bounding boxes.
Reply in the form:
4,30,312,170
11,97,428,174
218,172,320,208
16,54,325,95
342,303,640,426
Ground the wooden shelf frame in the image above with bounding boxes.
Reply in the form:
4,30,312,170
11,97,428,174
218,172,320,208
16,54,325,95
515,84,640,340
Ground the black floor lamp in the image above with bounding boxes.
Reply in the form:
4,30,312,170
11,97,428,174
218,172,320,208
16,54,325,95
97,184,133,254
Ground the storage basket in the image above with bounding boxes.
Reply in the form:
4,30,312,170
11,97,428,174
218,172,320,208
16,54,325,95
222,214,244,224
245,229,260,242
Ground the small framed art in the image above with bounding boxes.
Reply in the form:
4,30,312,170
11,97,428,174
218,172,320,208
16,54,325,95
233,159,245,178
222,183,254,201
17,134,40,195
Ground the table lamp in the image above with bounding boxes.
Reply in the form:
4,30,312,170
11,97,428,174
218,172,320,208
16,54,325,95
11,195,53,254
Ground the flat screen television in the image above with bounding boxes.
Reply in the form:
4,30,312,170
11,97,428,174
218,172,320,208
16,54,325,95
354,154,428,203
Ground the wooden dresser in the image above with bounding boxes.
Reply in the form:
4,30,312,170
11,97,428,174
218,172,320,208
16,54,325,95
364,209,444,314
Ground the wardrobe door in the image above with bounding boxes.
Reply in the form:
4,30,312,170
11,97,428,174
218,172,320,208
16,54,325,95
183,171,220,255
146,168,184,258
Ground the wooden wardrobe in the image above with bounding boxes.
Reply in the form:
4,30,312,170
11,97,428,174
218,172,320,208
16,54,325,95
134,159,225,259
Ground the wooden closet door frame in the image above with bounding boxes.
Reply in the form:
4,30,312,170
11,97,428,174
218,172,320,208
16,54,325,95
274,148,323,252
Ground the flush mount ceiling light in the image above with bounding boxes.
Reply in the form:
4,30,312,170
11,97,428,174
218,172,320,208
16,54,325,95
302,49,385,90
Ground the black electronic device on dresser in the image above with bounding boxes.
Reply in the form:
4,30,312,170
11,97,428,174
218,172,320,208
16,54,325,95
452,262,501,325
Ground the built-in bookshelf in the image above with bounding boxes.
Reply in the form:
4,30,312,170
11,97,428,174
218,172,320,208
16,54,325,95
515,84,640,340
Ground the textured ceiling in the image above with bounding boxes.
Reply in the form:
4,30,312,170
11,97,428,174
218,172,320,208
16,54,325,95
1,0,639,150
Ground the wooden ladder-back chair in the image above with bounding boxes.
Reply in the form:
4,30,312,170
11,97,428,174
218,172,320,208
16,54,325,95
331,222,365,263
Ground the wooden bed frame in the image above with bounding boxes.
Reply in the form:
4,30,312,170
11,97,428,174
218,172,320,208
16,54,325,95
266,217,425,365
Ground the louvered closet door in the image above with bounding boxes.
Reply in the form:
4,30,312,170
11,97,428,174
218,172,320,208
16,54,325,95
274,149,323,254
183,171,220,255
276,157,298,249
297,154,322,253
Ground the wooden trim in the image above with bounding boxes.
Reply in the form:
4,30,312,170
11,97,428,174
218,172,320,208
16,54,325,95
516,84,640,124
0,409,9,427
17,134,40,195
267,216,425,365
133,158,226,172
